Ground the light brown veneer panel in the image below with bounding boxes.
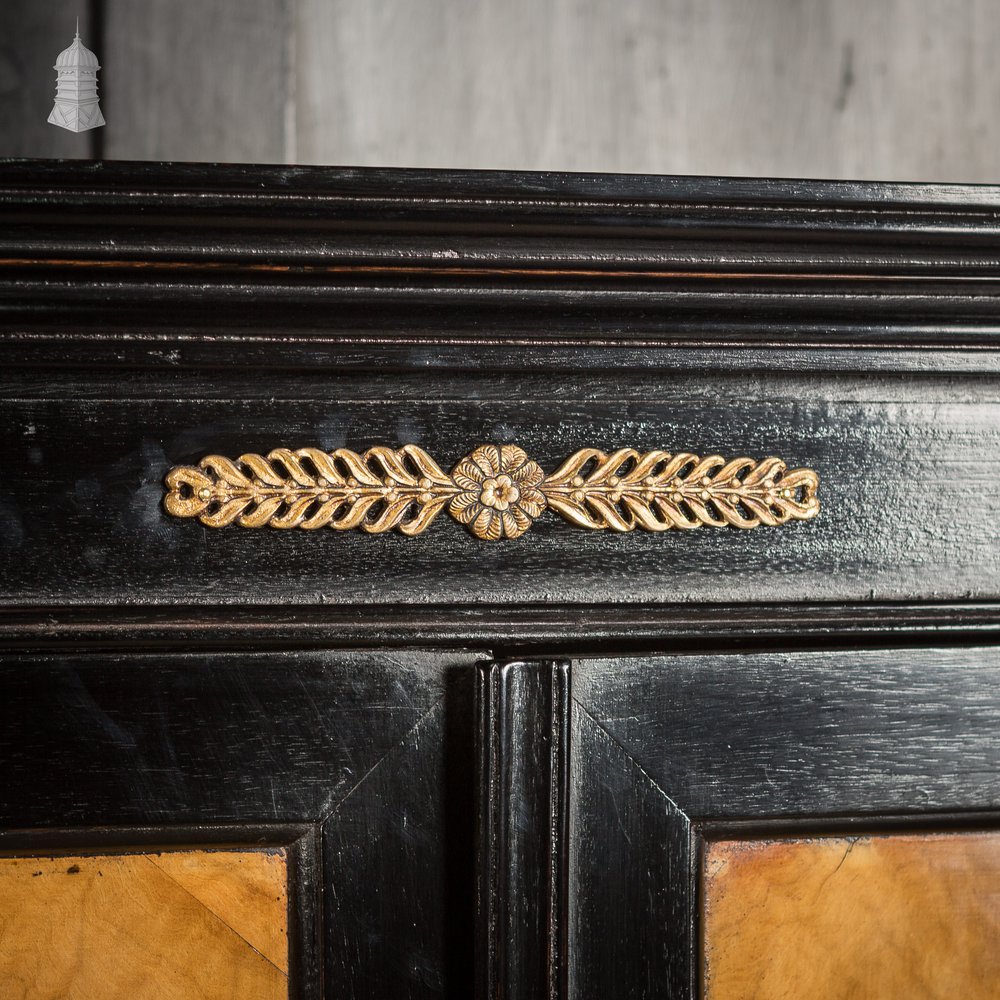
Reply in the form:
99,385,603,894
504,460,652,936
148,850,288,974
702,831,1000,1000
0,848,288,1000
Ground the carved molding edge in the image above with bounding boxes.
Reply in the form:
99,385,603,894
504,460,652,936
164,444,819,541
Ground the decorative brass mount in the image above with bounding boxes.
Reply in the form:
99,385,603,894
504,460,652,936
164,444,819,541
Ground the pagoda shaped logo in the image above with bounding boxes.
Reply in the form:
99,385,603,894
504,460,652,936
48,20,105,132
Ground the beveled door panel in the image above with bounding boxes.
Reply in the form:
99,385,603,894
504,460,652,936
563,647,1000,999
0,649,477,1000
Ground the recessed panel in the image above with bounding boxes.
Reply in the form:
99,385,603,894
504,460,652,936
702,831,1000,1000
0,848,288,1000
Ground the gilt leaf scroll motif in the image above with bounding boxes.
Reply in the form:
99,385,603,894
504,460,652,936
164,444,819,541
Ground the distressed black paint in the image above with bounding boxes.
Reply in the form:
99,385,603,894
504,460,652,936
2,374,999,606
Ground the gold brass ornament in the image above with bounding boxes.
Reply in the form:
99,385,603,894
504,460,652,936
164,444,819,540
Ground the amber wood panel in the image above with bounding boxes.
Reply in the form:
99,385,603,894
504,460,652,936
0,848,288,1000
703,831,1000,1000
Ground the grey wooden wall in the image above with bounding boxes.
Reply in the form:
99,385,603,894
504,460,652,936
3,0,999,181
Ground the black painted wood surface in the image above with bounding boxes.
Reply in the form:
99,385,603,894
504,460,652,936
3,160,1000,374
2,370,999,607
569,706,692,999
2,162,1000,617
573,647,1000,818
5,600,1000,653
325,663,476,998
477,661,570,1000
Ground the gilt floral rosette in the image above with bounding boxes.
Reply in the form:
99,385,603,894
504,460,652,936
449,446,546,539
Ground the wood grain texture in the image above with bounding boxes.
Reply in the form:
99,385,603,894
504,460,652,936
568,705,691,1000
573,647,1000,818
0,850,287,1000
703,832,1000,1000
477,662,570,1000
2,159,1000,1000
0,1,97,159
325,663,476,999
150,850,288,974
0,649,462,827
295,0,1000,181
101,0,291,162
5,161,1000,376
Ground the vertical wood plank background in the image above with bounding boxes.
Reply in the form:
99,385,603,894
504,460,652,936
3,0,1000,180
101,0,292,162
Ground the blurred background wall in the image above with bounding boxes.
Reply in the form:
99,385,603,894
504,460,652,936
2,0,998,180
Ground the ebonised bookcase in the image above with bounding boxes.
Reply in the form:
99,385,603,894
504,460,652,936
1,160,999,999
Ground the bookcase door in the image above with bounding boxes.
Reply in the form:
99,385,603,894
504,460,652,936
0,648,477,1000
